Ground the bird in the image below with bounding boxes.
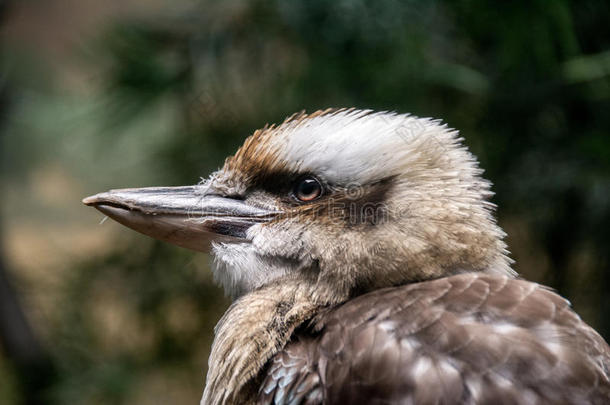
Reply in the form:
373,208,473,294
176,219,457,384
83,109,610,405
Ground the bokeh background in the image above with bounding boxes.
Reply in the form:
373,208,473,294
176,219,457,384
1,0,609,403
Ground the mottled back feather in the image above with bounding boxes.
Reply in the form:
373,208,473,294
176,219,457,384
258,273,610,405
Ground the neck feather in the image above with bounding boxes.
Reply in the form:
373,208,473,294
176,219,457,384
202,278,345,404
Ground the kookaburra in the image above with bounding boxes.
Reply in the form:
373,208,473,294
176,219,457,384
84,109,610,404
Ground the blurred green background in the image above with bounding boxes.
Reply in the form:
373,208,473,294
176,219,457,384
1,0,609,403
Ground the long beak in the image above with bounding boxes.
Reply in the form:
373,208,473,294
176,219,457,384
82,186,278,252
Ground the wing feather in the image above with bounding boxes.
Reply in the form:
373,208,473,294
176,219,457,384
258,273,610,404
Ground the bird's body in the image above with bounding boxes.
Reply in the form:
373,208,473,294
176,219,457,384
260,274,610,405
83,109,610,404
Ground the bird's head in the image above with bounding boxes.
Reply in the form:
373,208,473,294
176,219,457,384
84,109,512,300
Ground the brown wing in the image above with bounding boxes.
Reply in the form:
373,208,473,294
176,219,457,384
257,273,610,405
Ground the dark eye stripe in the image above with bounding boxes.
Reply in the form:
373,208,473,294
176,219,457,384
245,168,327,198
247,169,298,194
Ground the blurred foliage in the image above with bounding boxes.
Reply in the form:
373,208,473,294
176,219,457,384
48,241,227,404
1,0,610,403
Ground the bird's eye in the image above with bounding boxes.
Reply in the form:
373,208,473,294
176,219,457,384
294,176,323,202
